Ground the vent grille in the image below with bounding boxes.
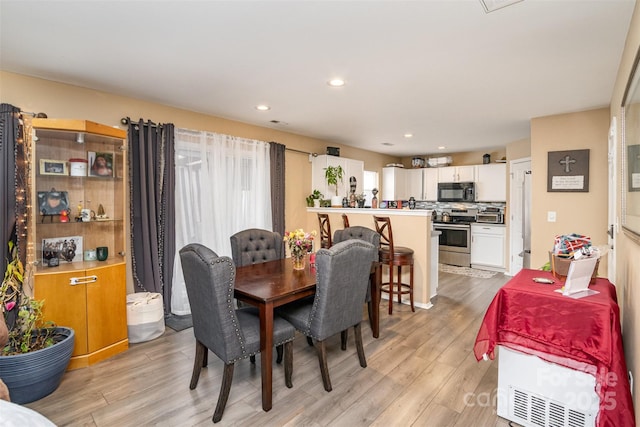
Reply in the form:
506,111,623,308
508,386,594,427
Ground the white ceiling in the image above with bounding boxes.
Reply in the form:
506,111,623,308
0,0,635,157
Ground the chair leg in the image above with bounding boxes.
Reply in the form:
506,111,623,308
306,336,314,347
213,363,234,423
250,355,256,364
341,330,348,351
190,340,207,390
409,263,415,312
396,266,402,305
354,323,367,368
314,339,332,392
284,341,293,388
276,344,284,364
388,262,394,315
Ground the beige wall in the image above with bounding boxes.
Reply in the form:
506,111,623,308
530,108,610,270
611,1,640,419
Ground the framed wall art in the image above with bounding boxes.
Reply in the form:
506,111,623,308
39,158,68,176
547,149,590,192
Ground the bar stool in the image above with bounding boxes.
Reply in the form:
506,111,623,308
373,216,414,314
317,213,332,248
342,213,350,228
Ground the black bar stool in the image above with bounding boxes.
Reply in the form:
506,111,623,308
373,216,414,314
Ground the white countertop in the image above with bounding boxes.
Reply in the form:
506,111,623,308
307,207,433,217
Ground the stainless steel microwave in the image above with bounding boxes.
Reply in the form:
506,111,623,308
437,182,475,202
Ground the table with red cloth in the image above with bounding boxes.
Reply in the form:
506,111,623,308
473,268,635,427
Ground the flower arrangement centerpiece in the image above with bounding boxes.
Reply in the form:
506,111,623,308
283,229,316,270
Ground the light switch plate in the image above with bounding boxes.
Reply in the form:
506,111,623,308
547,211,556,222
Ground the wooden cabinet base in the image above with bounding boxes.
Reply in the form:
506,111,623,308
67,339,129,371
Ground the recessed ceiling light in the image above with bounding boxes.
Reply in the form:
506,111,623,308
404,133,413,138
438,146,446,150
255,104,270,111
328,78,345,87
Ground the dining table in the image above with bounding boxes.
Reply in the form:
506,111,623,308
234,257,381,412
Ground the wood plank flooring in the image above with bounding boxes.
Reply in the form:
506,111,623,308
26,271,513,426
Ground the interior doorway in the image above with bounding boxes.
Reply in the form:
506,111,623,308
607,117,617,282
509,158,531,275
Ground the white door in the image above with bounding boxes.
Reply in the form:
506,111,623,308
509,158,531,275
607,117,617,282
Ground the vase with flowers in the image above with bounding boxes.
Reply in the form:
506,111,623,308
283,229,316,270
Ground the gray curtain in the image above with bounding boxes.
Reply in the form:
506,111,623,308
128,118,176,314
270,142,285,236
0,104,23,269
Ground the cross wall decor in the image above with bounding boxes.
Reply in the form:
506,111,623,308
547,149,590,192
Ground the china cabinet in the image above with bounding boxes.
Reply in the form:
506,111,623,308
30,119,128,370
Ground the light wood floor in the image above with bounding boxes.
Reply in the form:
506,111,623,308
26,271,513,427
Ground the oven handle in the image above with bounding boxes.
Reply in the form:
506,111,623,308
434,224,471,230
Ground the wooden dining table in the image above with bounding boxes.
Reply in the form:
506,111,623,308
234,257,381,412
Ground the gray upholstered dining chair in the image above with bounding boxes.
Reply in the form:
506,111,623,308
333,226,381,336
230,228,285,363
277,239,377,392
179,243,295,423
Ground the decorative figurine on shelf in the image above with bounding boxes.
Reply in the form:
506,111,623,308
59,209,70,223
349,190,357,208
372,188,379,209
96,203,108,220
76,201,83,222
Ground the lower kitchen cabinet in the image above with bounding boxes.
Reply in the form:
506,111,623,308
34,261,128,370
470,224,505,271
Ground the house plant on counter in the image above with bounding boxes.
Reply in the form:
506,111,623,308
0,235,74,404
324,165,344,207
306,189,324,208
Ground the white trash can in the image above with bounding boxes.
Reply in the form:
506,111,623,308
126,292,165,343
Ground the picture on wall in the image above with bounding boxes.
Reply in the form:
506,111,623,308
88,151,114,177
547,149,590,192
42,235,83,266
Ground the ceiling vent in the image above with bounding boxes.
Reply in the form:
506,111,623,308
479,0,524,13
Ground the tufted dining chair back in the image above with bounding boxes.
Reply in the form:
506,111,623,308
230,228,283,267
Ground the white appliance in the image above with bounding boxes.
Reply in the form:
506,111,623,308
497,346,599,427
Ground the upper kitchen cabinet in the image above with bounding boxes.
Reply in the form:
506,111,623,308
476,163,507,202
438,165,476,183
382,166,407,201
311,155,364,200
405,169,424,200
423,168,439,201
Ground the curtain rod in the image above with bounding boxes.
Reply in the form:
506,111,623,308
285,147,318,157
120,117,160,128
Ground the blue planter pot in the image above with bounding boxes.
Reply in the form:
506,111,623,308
0,327,74,404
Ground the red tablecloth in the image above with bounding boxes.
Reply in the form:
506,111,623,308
474,269,635,427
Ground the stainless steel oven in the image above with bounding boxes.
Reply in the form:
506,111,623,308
433,223,471,267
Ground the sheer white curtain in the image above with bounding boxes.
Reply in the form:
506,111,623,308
171,128,272,314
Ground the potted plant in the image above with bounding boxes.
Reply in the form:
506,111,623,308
324,165,344,207
0,236,74,404
306,189,324,208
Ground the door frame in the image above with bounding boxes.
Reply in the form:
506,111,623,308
607,117,617,283
509,157,531,276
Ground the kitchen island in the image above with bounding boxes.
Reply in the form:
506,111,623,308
307,208,435,309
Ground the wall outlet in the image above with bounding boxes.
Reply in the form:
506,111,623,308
547,211,556,222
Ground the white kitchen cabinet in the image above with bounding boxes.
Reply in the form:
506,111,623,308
423,168,439,201
405,169,424,200
311,155,364,200
471,224,505,270
476,163,507,201
438,165,476,183
382,167,407,200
